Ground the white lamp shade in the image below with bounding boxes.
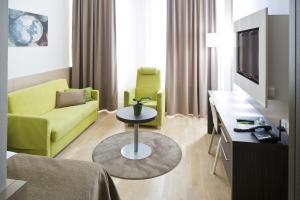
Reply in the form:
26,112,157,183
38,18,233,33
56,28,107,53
206,33,218,47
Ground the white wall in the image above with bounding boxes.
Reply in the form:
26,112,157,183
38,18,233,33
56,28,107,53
233,0,289,20
8,0,71,79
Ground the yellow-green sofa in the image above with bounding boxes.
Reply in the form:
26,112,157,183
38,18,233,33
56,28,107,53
7,79,99,157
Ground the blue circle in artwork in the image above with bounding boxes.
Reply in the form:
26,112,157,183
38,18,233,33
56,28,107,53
10,14,43,46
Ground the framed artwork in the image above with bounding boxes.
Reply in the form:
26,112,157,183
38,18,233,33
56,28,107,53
8,9,48,47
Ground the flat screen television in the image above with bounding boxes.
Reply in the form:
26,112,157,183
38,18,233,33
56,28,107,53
237,28,259,84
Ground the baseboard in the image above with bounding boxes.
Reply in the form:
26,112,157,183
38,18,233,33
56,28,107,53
0,179,27,200
8,67,71,92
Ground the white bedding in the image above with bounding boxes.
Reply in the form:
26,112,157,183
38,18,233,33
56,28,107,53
6,151,16,159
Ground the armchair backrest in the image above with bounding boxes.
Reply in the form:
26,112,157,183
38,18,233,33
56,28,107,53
135,67,160,100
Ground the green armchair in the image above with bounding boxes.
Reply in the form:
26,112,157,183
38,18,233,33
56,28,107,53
124,67,165,127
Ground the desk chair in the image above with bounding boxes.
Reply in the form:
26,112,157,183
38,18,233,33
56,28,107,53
208,97,220,154
208,97,222,174
211,137,222,174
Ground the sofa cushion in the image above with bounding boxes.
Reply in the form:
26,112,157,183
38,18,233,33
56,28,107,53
56,90,86,108
83,87,93,101
42,101,98,142
8,79,69,116
66,87,93,102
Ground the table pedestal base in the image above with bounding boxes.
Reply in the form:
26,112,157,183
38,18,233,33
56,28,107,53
121,143,152,160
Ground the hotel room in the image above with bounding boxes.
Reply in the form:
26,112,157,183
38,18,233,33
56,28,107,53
0,0,298,199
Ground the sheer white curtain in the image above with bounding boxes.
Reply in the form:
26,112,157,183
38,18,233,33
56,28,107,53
116,0,167,107
216,0,234,91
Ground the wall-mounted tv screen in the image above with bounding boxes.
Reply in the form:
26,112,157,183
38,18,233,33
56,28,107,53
237,28,259,84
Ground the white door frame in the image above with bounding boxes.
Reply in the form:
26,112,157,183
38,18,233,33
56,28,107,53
0,0,8,192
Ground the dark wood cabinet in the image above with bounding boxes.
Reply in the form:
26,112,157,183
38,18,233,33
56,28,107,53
208,91,288,200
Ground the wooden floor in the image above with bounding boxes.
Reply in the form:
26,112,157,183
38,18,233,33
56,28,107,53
57,112,231,200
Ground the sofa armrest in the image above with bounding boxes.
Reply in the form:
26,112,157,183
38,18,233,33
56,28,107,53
91,90,100,110
124,89,135,107
8,114,51,156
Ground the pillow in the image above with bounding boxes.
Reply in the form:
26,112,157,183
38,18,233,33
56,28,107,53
66,87,93,102
83,87,93,101
140,67,157,75
56,90,86,108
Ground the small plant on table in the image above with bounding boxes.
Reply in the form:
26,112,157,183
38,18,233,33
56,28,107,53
132,97,151,116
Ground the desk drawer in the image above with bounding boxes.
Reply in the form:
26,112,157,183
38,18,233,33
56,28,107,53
220,125,231,143
220,127,232,184
220,127,232,160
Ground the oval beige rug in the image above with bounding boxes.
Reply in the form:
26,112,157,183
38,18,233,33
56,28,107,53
92,131,182,180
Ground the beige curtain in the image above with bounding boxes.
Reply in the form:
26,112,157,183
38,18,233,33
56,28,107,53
72,0,118,110
166,0,217,117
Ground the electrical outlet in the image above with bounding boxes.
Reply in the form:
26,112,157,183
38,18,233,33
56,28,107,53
268,87,276,99
281,119,289,135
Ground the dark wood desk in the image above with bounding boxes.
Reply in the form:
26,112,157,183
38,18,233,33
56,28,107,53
208,91,288,200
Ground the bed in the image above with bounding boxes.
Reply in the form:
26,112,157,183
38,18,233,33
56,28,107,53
7,154,120,200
